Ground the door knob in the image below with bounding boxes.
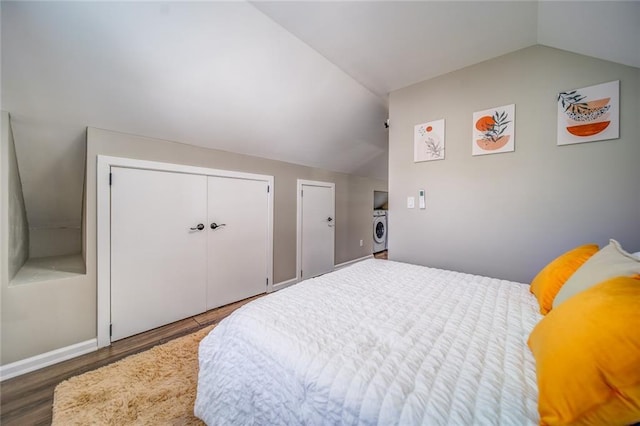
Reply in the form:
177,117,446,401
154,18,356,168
190,223,205,231
327,217,333,222
210,223,227,230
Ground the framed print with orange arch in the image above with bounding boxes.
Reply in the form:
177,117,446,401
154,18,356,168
414,119,445,162
472,104,515,156
557,80,619,146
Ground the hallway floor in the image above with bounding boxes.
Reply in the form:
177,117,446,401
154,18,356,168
373,250,388,260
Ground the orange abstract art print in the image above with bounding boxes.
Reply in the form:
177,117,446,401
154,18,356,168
557,80,619,145
472,104,515,156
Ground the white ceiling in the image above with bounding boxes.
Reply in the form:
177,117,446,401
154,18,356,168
253,1,539,98
253,1,640,98
1,1,638,230
2,1,389,180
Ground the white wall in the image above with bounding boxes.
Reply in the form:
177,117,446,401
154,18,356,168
388,46,640,283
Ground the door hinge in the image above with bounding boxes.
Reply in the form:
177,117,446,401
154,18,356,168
300,269,303,277
266,277,269,286
267,185,270,193
109,323,113,336
301,189,303,197
109,172,112,186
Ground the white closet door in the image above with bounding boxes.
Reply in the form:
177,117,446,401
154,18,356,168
111,167,207,341
207,176,269,309
300,182,335,279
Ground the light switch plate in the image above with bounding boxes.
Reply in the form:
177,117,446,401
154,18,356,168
407,196,415,208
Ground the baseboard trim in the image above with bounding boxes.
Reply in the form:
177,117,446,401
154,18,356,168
0,339,97,381
334,254,374,271
273,277,298,291
272,255,373,291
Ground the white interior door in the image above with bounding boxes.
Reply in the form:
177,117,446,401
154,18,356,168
207,176,269,309
111,167,207,341
299,181,335,280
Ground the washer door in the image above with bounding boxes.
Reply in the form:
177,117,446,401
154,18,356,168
373,217,386,243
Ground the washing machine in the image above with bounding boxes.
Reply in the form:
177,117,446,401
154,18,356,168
373,210,388,253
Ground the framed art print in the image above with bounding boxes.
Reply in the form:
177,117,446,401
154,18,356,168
414,119,445,162
472,104,515,156
557,80,619,146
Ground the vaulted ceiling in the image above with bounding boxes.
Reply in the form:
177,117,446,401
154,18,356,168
2,1,638,232
254,1,640,98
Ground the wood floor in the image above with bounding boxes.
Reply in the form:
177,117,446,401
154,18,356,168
0,295,259,426
374,250,388,260
1,255,390,425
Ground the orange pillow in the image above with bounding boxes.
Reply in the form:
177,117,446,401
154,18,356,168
528,275,640,426
529,244,598,314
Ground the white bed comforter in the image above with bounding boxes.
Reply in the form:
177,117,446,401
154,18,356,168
195,259,542,425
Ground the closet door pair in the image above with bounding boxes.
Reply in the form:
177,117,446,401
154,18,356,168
110,167,269,341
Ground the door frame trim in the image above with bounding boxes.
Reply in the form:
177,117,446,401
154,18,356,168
97,155,274,348
296,179,335,282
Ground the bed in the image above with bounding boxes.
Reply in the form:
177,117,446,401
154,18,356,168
194,259,542,425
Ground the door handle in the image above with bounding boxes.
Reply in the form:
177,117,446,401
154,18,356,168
190,223,205,231
327,217,333,222
210,223,227,230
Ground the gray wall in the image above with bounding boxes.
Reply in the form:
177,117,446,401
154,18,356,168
2,113,90,365
86,129,387,283
0,126,386,365
10,118,86,258
388,45,640,283
6,113,30,279
2,1,389,267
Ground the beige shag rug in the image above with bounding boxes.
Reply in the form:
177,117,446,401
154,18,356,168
52,325,215,425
